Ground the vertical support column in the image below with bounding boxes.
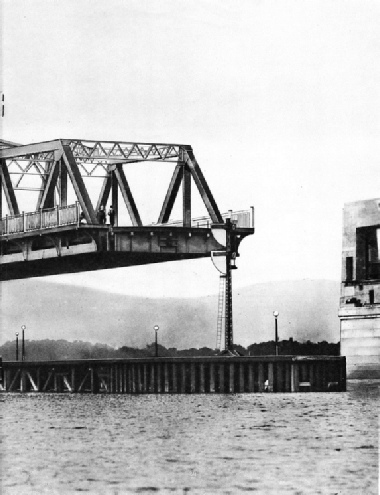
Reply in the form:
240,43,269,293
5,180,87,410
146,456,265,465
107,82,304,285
340,358,347,392
258,362,265,392
111,171,118,227
136,365,141,394
53,370,58,392
181,363,186,393
149,364,155,393
247,363,254,393
268,363,274,392
309,363,314,392
164,363,169,393
291,361,299,392
129,365,134,393
275,362,283,392
219,364,225,393
209,363,215,393
0,168,2,220
239,363,245,393
123,365,127,393
190,363,196,393
225,219,234,350
4,369,9,391
157,363,162,393
199,364,205,393
285,363,291,392
229,363,235,393
182,163,191,227
114,365,118,393
36,368,41,392
172,364,178,393
90,368,99,394
20,370,27,393
110,366,114,393
143,364,147,393
71,367,76,393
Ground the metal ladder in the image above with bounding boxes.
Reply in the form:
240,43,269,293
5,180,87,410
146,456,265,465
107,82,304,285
216,274,226,350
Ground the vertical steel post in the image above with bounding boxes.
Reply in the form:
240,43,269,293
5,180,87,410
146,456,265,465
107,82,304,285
225,218,233,351
154,325,159,357
275,317,279,356
21,326,25,361
15,333,19,361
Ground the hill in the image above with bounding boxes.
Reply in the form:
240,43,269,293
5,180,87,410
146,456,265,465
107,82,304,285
1,278,340,349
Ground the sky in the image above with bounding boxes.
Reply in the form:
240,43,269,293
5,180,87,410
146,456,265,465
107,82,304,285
1,0,379,300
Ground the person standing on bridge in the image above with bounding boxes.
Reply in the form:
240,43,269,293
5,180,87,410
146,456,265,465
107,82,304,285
108,205,115,227
97,205,106,225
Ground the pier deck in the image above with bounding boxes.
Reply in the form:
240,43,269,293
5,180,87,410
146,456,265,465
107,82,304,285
0,355,346,393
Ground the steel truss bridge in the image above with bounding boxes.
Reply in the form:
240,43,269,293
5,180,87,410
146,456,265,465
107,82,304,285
0,138,255,350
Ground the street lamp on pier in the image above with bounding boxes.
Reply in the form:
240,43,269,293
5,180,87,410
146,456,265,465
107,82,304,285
21,325,26,361
154,325,159,357
273,311,279,356
15,332,19,361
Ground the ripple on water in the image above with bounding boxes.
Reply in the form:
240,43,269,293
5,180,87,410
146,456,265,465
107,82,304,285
2,382,379,494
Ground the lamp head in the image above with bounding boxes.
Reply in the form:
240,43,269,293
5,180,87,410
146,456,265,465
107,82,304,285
21,325,26,331
15,332,19,337
154,325,159,332
273,311,279,318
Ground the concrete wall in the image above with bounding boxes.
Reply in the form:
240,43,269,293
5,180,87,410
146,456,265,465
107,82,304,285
339,198,380,378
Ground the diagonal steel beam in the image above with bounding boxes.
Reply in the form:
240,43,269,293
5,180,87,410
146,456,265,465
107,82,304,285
95,172,112,213
39,160,59,209
157,164,183,224
183,147,223,223
61,144,97,223
1,159,20,215
0,140,61,159
36,162,52,210
113,164,142,226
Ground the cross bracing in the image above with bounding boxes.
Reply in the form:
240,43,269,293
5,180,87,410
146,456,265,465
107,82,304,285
0,139,223,226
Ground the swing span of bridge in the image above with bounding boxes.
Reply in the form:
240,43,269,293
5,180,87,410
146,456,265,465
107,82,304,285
0,139,255,281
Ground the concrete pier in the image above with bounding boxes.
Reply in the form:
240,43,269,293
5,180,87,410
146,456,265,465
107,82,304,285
0,355,346,394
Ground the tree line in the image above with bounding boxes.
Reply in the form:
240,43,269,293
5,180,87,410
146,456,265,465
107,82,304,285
0,337,339,361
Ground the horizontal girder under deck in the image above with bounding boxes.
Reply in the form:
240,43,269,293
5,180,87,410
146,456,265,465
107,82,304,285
0,224,254,281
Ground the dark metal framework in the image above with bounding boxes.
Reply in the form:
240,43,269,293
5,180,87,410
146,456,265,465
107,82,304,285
0,139,251,352
0,139,223,227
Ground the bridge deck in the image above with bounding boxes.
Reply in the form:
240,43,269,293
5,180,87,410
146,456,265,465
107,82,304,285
0,204,254,280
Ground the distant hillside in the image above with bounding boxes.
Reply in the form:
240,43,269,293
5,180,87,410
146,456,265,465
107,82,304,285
1,279,340,349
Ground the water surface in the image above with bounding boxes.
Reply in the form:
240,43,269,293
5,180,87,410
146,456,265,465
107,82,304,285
1,381,378,494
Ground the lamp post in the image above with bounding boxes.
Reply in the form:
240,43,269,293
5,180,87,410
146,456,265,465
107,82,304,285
154,325,159,357
21,325,26,361
15,332,19,361
273,311,279,356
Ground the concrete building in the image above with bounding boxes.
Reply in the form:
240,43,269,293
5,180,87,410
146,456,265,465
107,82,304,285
339,198,380,378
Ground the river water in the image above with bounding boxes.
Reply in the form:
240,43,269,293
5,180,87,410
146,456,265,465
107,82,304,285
1,380,378,494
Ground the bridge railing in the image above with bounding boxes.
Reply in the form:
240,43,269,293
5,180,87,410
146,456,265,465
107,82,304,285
155,208,254,229
1,205,254,236
1,204,80,235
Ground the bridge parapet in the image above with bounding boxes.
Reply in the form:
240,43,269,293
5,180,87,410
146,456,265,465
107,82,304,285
154,208,254,229
1,205,253,236
1,203,79,236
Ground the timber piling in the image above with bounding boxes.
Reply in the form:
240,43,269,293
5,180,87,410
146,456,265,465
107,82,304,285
0,356,346,394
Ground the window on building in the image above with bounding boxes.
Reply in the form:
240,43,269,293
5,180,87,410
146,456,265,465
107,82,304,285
356,226,380,280
346,257,353,281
